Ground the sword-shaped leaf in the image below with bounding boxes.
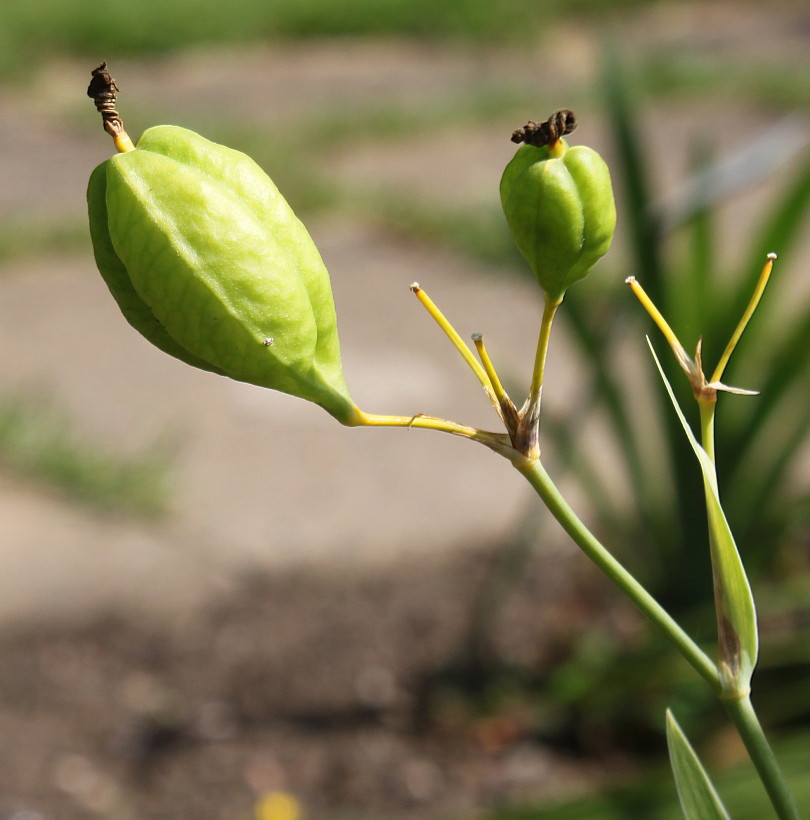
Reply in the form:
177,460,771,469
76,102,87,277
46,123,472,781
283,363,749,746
647,339,758,695
667,709,731,820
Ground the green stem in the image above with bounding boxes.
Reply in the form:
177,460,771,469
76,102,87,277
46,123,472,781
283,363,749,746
529,295,562,400
699,397,797,816
513,455,721,692
724,695,801,820
699,397,717,464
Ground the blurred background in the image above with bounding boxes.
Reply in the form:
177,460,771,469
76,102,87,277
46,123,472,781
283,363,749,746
0,0,808,817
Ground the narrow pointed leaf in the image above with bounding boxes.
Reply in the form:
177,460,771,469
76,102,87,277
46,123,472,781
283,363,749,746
647,339,758,693
667,709,731,820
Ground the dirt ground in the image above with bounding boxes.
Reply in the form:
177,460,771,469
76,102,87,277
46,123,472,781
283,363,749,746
0,2,808,817
0,546,623,820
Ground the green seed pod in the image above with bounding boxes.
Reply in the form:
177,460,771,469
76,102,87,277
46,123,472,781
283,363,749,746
500,112,616,302
88,124,357,423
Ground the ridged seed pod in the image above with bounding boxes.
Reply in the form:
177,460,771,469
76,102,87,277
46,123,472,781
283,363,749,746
500,118,616,302
87,125,357,423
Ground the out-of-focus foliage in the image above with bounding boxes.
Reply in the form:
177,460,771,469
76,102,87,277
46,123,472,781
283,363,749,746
559,46,810,609
0,393,171,516
420,44,810,793
485,730,810,818
0,0,653,79
666,709,731,820
500,44,810,756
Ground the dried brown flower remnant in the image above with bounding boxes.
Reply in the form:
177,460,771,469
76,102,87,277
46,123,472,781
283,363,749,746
87,62,125,138
511,110,577,147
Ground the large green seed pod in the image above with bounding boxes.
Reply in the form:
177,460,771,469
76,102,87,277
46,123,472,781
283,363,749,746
500,125,616,302
88,125,357,423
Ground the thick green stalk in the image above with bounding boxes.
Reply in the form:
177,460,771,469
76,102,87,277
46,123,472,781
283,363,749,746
699,398,717,464
724,695,801,820
513,455,720,691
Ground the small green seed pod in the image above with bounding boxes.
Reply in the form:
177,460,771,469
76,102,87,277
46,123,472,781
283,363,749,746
87,124,357,423
500,111,616,302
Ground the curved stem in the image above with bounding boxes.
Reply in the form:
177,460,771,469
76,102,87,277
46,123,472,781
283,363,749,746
352,409,511,452
724,695,801,820
512,455,721,692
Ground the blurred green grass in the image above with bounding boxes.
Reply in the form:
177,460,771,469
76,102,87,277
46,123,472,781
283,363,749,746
0,219,90,264
0,393,172,517
0,0,654,78
485,730,810,819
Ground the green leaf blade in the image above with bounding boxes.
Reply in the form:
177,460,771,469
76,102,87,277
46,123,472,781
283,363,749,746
667,709,731,820
647,339,758,694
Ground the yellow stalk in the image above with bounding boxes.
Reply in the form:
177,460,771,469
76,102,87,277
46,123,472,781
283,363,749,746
711,254,776,385
410,283,493,393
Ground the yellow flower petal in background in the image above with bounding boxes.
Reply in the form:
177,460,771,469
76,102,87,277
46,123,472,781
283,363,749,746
255,791,302,820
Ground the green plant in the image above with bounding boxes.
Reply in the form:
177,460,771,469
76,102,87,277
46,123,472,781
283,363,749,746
458,48,810,772
524,48,810,766
86,64,807,817
500,110,616,302
0,0,658,80
0,392,171,516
